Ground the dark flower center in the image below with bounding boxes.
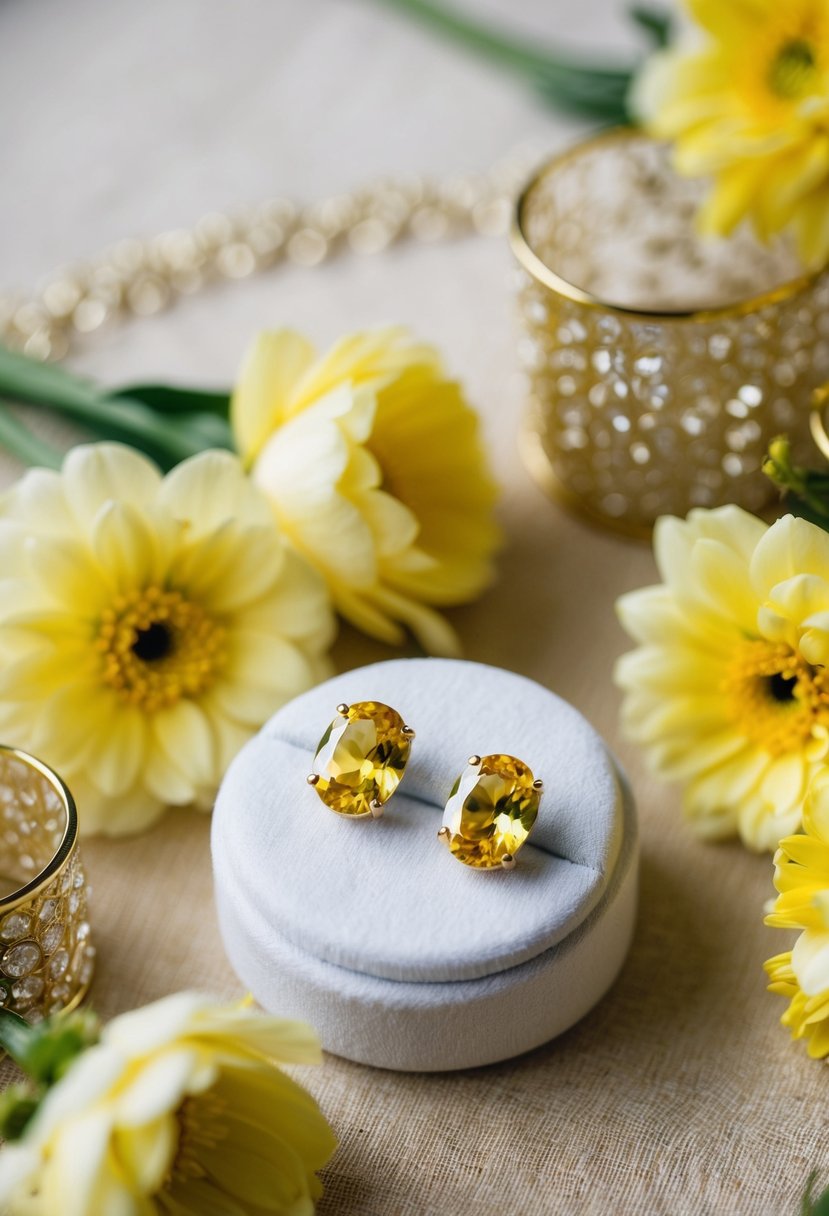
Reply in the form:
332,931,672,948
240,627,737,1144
132,622,173,663
767,672,798,703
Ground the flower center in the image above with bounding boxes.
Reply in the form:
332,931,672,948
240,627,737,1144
96,586,225,713
159,1091,228,1194
723,640,829,756
768,38,819,99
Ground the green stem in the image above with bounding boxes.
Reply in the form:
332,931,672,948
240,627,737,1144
0,346,101,415
371,0,637,119
0,406,63,469
374,0,621,76
28,392,216,467
0,346,219,468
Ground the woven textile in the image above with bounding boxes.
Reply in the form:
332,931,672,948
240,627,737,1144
0,0,821,1211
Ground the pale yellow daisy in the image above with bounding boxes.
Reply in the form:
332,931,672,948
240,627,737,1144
632,0,829,266
0,444,334,835
616,506,829,850
231,326,501,656
0,992,337,1215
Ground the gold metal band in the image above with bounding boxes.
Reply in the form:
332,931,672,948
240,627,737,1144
0,746,94,1023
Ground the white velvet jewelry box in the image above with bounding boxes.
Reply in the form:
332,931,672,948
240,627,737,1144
212,658,638,1072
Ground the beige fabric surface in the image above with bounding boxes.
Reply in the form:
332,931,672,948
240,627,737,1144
1,0,823,1212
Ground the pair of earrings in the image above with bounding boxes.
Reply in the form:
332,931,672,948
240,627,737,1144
306,700,543,871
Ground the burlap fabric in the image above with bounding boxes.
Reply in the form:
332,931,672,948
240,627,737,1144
1,0,821,1211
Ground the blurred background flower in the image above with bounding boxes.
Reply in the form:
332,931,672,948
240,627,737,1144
0,443,333,834
616,506,829,850
231,327,501,656
0,992,336,1215
632,0,829,266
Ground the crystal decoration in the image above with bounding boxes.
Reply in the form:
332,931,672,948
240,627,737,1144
0,749,94,1022
513,132,829,532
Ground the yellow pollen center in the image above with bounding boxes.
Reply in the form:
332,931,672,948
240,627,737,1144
723,640,829,756
768,37,819,99
96,586,225,712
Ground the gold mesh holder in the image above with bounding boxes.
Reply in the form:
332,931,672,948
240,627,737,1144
511,130,829,536
0,747,93,1023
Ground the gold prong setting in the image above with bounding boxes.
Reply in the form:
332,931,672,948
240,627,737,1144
440,754,542,871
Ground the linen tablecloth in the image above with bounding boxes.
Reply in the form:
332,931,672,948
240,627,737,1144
1,1,819,1211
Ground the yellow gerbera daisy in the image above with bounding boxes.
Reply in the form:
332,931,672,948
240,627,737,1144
766,937,829,1057
0,444,334,835
231,326,501,656
632,0,829,266
616,505,829,850
767,772,829,930
765,776,829,1056
0,992,337,1215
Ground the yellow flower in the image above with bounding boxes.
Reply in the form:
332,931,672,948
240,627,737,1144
765,776,829,1056
0,444,334,835
632,0,829,266
231,326,500,655
767,772,829,931
0,993,337,1215
615,506,829,850
766,938,829,1057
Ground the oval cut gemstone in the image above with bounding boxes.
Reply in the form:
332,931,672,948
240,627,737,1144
441,754,541,868
311,701,412,817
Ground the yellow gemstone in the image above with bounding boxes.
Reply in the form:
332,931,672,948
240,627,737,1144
441,754,540,869
311,701,412,817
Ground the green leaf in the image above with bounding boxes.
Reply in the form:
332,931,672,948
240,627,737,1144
0,406,63,469
800,1170,829,1216
629,4,673,49
170,412,234,452
535,71,632,122
0,1008,41,1070
111,382,231,418
0,1007,101,1087
0,1083,42,1141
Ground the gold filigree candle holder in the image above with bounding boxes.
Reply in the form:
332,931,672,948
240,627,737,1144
511,130,829,535
0,747,93,1023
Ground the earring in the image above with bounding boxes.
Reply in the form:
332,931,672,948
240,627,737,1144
307,701,415,819
438,753,542,870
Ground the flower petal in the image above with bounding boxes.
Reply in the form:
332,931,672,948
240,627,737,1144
231,330,316,462
62,443,162,532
